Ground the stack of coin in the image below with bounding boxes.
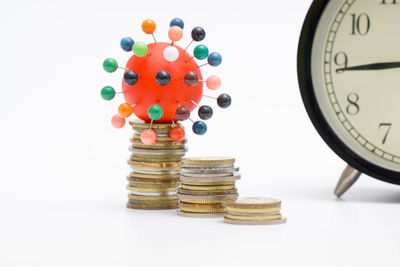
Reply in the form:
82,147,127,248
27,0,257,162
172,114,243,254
177,157,240,218
222,197,287,225
126,121,187,210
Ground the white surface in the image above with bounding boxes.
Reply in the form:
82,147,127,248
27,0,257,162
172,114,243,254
0,0,399,266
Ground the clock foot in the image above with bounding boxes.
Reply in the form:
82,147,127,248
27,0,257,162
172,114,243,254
334,165,362,198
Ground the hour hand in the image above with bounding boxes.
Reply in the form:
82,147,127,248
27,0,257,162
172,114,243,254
336,62,400,73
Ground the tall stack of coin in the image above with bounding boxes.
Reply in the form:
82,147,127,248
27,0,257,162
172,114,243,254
222,197,287,225
177,157,240,218
126,121,187,210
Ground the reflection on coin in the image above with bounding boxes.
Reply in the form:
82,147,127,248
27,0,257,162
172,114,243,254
128,194,177,201
127,191,177,196
127,186,177,193
130,172,180,179
223,217,287,225
180,172,236,178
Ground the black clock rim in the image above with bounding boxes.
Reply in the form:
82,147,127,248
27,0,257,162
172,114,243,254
297,0,400,185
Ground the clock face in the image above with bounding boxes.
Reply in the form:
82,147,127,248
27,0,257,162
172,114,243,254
298,0,400,183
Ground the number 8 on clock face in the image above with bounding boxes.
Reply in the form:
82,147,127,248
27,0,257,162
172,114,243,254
298,0,400,184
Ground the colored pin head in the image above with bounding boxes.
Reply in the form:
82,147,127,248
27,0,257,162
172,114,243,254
103,58,118,73
156,71,171,86
168,26,183,42
170,126,185,142
141,129,157,145
208,52,222,67
206,75,221,90
198,105,213,120
217,94,231,108
193,121,207,135
142,19,156,34
194,44,209,60
170,18,184,29
163,46,179,62
123,70,138,86
120,37,135,52
175,106,191,121
111,115,125,128
191,27,206,41
101,86,116,101
133,42,148,57
184,71,199,87
118,103,134,118
148,104,164,120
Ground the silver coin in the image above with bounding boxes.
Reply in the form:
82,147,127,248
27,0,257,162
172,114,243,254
129,147,188,155
182,164,234,169
130,168,181,175
180,172,239,178
180,174,241,182
127,191,177,196
182,167,239,174
177,210,225,218
227,211,281,216
223,217,287,225
177,193,238,201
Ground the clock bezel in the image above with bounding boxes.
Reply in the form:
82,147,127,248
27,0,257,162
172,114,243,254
297,0,400,185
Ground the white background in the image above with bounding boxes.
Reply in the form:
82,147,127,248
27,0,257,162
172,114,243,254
1,0,400,266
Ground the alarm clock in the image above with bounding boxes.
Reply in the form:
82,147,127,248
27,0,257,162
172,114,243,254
297,0,400,195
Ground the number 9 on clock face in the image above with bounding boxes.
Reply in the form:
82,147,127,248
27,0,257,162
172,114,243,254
298,0,400,184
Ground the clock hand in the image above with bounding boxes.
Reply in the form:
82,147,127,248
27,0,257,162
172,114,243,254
336,62,400,73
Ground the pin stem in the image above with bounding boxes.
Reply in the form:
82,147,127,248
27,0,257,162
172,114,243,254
202,95,216,99
190,100,199,107
184,40,194,51
198,63,209,68
149,119,154,129
151,34,157,43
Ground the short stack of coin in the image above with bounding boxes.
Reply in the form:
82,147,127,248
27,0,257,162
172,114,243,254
177,157,240,218
126,121,187,210
222,197,287,225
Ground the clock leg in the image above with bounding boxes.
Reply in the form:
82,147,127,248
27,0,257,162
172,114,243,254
334,165,362,198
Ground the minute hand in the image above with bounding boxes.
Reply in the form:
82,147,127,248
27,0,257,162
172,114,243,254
336,62,400,73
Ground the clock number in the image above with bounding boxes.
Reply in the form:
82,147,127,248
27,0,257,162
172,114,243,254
378,123,392,144
346,93,360,115
334,52,348,73
381,0,398,4
351,13,370,35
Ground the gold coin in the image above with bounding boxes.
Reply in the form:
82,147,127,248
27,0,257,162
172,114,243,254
130,121,180,129
179,202,224,209
222,197,281,209
130,172,180,179
127,203,178,210
128,177,180,184
128,161,181,172
178,188,238,195
128,194,177,201
179,207,226,213
226,207,281,214
177,210,225,218
128,199,178,205
223,217,287,225
225,214,282,221
132,141,186,150
126,186,177,193
132,134,176,142
182,157,235,166
130,156,184,163
181,181,235,186
179,199,226,204
177,193,238,202
128,181,179,188
180,184,236,191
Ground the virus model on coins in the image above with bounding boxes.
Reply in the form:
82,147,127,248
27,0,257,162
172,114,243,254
101,18,232,144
